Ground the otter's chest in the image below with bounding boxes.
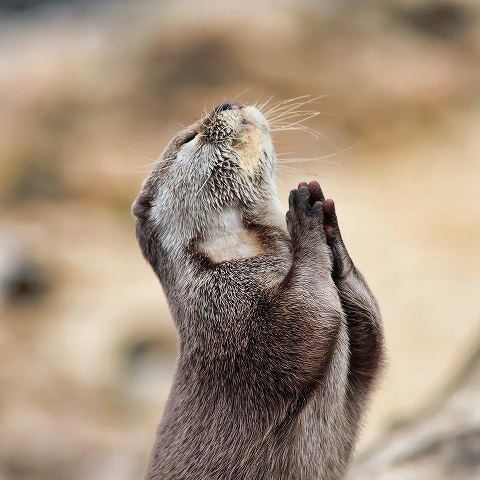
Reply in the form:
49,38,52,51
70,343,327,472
197,208,291,265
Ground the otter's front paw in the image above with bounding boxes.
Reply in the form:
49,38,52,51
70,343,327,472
298,180,354,278
323,198,354,278
286,185,326,248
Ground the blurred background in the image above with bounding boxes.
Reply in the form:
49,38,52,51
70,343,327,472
1,0,479,479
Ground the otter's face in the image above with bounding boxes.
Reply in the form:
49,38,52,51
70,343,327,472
133,102,280,250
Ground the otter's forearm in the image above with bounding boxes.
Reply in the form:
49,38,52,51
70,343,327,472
325,210,383,370
299,181,384,408
336,270,383,389
267,186,345,393
322,199,384,393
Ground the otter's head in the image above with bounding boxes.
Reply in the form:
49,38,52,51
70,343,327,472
132,102,282,262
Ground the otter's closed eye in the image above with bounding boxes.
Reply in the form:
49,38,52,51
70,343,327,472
182,132,197,145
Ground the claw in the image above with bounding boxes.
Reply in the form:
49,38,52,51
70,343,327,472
323,198,335,216
323,199,338,236
288,190,296,211
308,181,325,203
322,199,343,249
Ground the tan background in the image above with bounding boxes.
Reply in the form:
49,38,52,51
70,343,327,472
1,1,479,479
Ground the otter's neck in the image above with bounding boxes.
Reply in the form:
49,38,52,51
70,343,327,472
196,197,289,264
197,208,264,263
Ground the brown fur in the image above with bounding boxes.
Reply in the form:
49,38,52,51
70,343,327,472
132,103,384,479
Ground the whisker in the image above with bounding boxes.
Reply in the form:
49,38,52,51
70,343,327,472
266,103,323,124
279,143,358,166
277,164,321,177
271,125,321,140
262,95,313,116
195,169,214,197
268,110,320,123
268,110,323,124
267,105,320,120
263,95,327,119
272,121,337,148
270,112,321,127
279,157,339,167
232,88,250,102
256,95,275,112
124,147,157,163
128,162,157,170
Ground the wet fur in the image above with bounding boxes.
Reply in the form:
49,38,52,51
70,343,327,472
132,104,384,479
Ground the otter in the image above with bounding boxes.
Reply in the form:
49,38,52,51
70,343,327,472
132,101,384,479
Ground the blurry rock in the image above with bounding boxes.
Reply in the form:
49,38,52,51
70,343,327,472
2,261,50,306
0,0,51,12
0,232,51,307
349,334,480,480
395,2,474,40
0,0,100,14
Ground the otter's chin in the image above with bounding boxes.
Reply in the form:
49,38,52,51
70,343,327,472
241,106,269,133
234,128,269,175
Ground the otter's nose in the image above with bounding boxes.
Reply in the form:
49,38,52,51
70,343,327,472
216,102,243,112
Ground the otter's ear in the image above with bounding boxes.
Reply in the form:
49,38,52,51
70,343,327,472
132,175,156,219
132,192,151,219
